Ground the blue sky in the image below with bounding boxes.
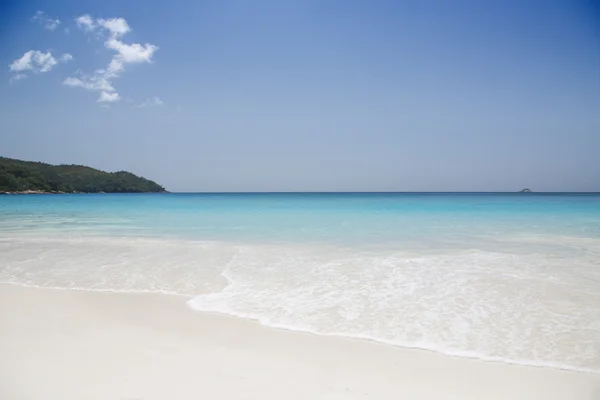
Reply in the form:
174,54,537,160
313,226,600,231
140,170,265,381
0,0,598,192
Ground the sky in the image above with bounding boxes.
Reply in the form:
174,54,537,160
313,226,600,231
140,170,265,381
0,0,598,192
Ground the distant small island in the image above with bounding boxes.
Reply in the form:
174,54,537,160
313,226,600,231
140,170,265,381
519,188,532,193
0,157,166,194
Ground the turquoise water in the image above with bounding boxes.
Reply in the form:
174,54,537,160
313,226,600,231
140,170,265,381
1,193,599,372
2,193,599,243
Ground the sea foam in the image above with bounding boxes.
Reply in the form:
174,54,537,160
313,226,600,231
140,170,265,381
1,234,597,373
186,240,600,374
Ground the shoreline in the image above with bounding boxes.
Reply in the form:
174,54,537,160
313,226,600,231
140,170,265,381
186,302,600,376
0,191,168,194
0,190,68,195
1,283,598,399
2,281,597,375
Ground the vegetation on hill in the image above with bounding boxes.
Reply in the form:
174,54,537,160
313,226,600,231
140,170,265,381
0,157,166,193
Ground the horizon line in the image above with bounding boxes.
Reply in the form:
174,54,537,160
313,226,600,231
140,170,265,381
165,191,600,194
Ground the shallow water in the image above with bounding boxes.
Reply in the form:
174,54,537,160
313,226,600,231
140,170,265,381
1,193,599,372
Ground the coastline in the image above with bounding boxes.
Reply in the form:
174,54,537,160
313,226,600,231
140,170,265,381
1,283,597,400
0,190,67,195
0,190,169,194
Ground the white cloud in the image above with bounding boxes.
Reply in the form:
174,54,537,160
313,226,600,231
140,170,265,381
9,50,55,72
76,14,95,32
105,39,157,64
135,96,163,108
63,73,115,92
32,11,60,31
98,91,121,103
65,14,158,104
63,76,85,88
97,18,130,38
9,50,72,80
64,74,118,103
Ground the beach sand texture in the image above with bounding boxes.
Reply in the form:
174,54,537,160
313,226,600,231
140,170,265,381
1,284,598,400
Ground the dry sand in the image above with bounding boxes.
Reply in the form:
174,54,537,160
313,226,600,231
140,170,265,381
1,283,598,400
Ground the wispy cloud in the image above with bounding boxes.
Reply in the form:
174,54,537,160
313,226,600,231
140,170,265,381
66,15,158,103
75,14,95,32
9,74,27,83
60,54,73,63
8,50,72,80
32,11,60,31
135,96,163,108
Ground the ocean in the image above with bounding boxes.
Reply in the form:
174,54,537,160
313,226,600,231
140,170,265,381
0,193,599,373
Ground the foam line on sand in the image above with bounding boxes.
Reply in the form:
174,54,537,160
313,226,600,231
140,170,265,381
0,283,598,400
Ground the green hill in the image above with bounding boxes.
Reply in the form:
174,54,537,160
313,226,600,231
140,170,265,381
0,157,166,193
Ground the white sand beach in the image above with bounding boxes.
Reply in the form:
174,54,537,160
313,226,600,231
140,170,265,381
0,283,598,400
